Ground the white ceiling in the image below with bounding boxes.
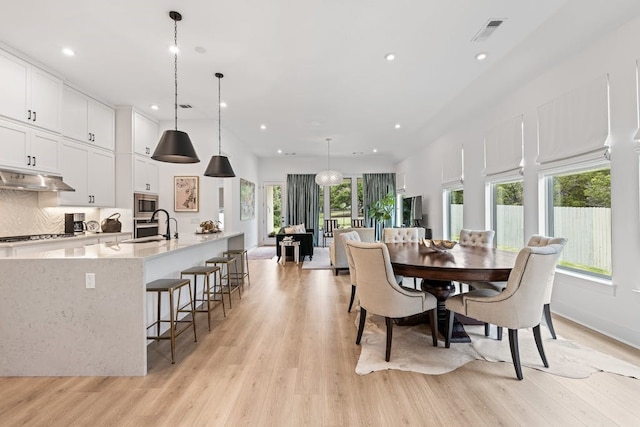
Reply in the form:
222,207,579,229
1,0,640,162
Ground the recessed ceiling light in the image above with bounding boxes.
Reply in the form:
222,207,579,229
475,52,488,61
394,124,401,129
373,149,378,153
385,53,396,61
169,45,180,54
260,124,267,130
277,149,282,154
194,46,207,54
220,102,227,108
150,104,159,110
62,47,75,57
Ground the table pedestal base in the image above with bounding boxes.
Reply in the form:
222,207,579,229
421,279,471,344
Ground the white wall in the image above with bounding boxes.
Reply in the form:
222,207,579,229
397,15,640,348
158,119,259,249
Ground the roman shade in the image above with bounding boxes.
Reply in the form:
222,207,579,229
441,143,463,187
484,115,523,176
537,75,610,167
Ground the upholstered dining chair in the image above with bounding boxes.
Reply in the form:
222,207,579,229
340,231,362,313
346,241,438,362
323,219,338,247
382,227,426,288
471,235,567,339
457,229,495,293
444,243,565,380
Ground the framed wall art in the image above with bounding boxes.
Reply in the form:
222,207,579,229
240,178,255,220
174,176,199,212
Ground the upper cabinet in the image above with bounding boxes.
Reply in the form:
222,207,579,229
0,119,60,174
133,112,158,157
62,86,114,150
0,50,62,133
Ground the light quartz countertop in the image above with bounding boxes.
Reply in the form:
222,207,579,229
8,231,242,260
0,232,131,249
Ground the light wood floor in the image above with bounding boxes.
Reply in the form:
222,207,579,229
1,258,639,426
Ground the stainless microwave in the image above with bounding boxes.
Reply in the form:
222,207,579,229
134,193,158,218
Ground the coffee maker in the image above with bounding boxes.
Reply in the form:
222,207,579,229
64,213,86,234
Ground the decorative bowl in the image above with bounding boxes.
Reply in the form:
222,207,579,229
421,238,457,252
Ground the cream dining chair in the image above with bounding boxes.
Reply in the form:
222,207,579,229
381,227,425,288
340,231,362,313
346,241,438,362
470,235,567,339
444,242,565,380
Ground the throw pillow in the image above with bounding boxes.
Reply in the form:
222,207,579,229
295,223,306,233
284,226,297,234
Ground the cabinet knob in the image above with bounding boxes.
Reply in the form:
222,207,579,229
32,156,36,167
27,110,31,120
32,111,36,122
27,155,31,166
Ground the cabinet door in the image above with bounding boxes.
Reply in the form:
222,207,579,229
89,100,114,150
0,51,28,123
30,130,60,174
0,120,29,170
62,86,89,142
89,149,114,206
134,156,159,194
30,68,62,133
58,141,89,205
133,112,158,156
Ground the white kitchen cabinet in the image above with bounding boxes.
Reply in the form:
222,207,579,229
62,86,114,150
134,155,159,193
0,49,62,133
133,112,158,156
48,140,115,207
0,119,60,174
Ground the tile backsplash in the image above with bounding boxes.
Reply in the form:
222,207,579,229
0,190,101,237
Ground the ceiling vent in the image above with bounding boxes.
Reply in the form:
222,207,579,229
472,19,505,42
179,104,192,109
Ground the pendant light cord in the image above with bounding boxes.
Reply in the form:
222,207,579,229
218,75,222,155
173,17,178,131
326,138,332,170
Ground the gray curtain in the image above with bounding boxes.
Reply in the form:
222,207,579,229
363,173,396,239
286,174,320,246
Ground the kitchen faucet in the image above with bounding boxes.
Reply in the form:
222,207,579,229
150,209,171,240
169,217,178,239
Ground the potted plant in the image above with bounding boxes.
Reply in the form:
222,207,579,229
368,191,395,239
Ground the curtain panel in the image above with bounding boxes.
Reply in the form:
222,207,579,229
484,115,523,176
286,174,320,246
537,74,610,167
363,173,396,239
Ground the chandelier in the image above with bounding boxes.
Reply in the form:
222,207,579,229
315,138,343,186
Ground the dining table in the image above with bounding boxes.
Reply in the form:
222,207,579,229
385,242,518,343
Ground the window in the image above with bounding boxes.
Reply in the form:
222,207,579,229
492,180,523,251
318,185,324,231
444,188,463,241
330,178,352,228
545,167,611,277
357,177,364,219
264,184,282,238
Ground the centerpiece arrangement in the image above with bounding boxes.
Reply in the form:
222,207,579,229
198,220,221,234
420,238,457,252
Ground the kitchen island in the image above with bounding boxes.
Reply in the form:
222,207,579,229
0,231,244,376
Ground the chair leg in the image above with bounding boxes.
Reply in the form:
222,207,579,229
356,308,367,345
497,326,503,341
484,323,490,337
385,317,393,362
533,324,549,368
445,310,454,348
508,329,523,380
348,285,356,313
543,304,557,339
429,309,438,347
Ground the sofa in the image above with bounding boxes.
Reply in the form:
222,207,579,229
330,227,375,275
276,228,315,261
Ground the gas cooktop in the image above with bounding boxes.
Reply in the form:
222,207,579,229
0,233,75,243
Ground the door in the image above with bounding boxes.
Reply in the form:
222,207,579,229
263,183,283,242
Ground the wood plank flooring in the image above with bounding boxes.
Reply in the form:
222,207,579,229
1,258,639,426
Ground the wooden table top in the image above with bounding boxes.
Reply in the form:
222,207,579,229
386,242,517,282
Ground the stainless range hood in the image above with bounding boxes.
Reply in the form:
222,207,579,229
0,169,75,192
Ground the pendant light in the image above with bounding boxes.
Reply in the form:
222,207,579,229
151,11,200,164
204,73,236,177
315,138,343,186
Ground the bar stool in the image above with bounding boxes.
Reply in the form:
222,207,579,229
146,278,197,364
205,256,242,308
223,248,251,288
181,265,226,331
